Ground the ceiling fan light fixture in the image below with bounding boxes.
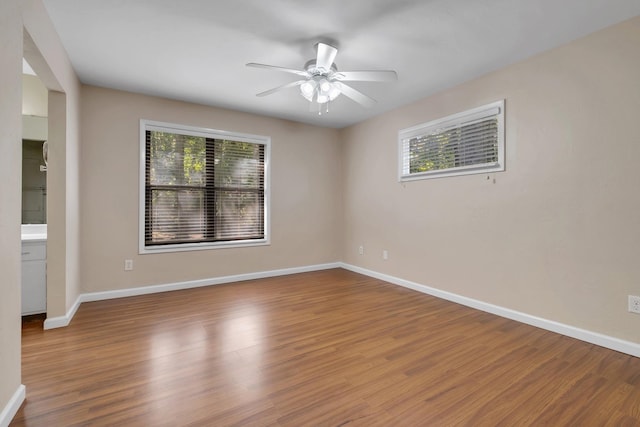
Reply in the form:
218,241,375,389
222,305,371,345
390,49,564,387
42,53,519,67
320,80,331,93
317,94,330,104
300,78,340,104
325,81,341,102
300,81,315,97
328,84,341,100
248,41,397,111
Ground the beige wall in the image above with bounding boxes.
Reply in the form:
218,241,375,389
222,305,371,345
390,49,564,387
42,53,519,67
23,0,83,318
341,16,640,343
22,74,49,141
79,86,342,292
0,0,81,417
0,0,25,413
22,74,47,117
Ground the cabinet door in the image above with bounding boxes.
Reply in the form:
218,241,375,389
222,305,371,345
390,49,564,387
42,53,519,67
22,260,46,315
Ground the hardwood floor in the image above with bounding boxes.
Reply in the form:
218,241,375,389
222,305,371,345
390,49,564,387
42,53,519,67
12,269,640,426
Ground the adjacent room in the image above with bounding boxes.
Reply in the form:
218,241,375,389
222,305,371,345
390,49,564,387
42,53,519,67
2,0,640,425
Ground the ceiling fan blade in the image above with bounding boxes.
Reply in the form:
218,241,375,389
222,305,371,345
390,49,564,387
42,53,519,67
334,70,398,82
315,43,338,72
336,82,377,108
246,63,309,77
256,80,307,97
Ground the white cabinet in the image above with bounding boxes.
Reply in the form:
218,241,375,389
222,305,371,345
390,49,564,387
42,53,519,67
22,241,46,315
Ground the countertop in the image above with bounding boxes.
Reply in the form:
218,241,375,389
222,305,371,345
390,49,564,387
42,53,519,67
21,224,47,243
22,234,47,242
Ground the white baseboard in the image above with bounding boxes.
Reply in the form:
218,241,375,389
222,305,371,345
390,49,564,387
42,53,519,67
0,384,25,427
40,261,639,357
43,295,81,330
43,262,341,329
340,263,640,358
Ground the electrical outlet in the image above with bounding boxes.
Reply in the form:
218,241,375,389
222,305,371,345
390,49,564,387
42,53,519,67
124,259,133,271
358,245,364,255
629,295,640,314
383,250,388,260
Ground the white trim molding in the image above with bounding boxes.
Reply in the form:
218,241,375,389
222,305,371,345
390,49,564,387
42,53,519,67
138,119,271,255
340,263,640,358
398,100,505,182
81,262,340,303
43,262,341,329
43,295,81,330
41,261,639,358
0,384,25,427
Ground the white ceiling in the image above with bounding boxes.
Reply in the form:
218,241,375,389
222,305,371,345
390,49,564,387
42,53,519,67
42,0,640,128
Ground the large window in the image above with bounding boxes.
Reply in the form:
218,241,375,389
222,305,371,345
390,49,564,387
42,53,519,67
399,100,504,181
139,120,269,253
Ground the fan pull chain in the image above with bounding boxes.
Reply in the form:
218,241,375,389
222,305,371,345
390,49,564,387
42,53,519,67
317,100,330,115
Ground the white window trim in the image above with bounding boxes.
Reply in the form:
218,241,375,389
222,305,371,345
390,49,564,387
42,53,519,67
138,119,271,254
398,100,505,182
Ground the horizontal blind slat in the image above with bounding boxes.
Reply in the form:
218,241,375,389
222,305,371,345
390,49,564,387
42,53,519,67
145,130,266,246
401,104,502,177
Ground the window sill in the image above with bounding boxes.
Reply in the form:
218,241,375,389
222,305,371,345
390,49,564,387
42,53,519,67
139,239,270,255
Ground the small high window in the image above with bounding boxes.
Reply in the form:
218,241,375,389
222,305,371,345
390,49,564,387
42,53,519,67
399,100,504,181
139,120,269,253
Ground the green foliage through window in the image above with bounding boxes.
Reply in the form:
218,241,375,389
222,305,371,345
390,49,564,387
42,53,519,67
409,119,498,173
399,101,504,181
144,128,266,247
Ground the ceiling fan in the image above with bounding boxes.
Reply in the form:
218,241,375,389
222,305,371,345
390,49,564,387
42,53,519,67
246,42,397,114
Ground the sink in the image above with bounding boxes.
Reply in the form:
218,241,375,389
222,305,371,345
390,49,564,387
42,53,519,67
21,224,47,241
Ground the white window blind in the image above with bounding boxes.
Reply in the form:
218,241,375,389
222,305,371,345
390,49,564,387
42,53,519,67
140,121,269,253
399,100,504,181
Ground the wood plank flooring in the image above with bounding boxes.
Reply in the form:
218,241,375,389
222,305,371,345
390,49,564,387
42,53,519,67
12,269,640,426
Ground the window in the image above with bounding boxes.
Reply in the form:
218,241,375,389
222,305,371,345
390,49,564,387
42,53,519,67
398,100,504,181
139,120,269,253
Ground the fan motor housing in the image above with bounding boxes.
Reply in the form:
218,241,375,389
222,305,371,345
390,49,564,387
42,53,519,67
304,60,338,76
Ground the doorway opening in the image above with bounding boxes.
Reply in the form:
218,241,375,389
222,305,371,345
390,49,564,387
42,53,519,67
21,58,48,318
